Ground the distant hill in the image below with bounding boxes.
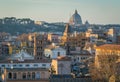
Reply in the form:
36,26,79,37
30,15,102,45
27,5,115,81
0,17,120,35
0,17,65,35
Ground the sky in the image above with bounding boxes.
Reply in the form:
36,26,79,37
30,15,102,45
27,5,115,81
0,0,120,24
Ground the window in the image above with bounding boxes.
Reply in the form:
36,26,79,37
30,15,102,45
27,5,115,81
8,64,10,67
41,47,42,50
1,65,5,67
26,64,30,67
8,72,12,79
23,73,26,79
42,64,46,66
32,72,35,79
58,52,60,56
13,64,17,67
19,64,23,67
41,41,42,44
27,72,31,79
48,55,50,58
34,64,38,67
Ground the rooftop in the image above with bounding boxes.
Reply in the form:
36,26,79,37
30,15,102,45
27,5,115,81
96,44,120,50
55,56,71,61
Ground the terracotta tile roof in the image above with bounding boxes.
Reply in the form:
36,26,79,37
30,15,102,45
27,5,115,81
96,44,120,50
56,56,71,61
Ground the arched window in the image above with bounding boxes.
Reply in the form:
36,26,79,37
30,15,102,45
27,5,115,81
8,72,12,79
27,72,31,79
22,73,26,79
32,72,35,79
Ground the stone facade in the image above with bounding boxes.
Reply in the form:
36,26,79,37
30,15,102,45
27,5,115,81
51,56,71,75
6,68,50,80
34,33,47,59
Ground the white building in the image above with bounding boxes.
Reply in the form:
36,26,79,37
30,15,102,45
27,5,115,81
10,49,34,60
107,28,117,43
44,46,66,59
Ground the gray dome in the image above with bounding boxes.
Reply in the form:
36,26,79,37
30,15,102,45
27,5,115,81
69,10,82,26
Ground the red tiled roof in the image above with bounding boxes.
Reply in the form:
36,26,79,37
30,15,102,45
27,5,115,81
56,56,71,61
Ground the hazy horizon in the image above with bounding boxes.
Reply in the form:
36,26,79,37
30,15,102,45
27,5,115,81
0,0,120,24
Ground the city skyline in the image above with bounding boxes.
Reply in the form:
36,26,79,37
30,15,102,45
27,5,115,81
0,0,120,24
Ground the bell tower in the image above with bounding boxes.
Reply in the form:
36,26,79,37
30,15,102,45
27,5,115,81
34,33,45,60
62,24,72,55
62,24,71,43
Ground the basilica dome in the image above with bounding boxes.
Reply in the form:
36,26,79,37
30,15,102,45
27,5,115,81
69,10,82,26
